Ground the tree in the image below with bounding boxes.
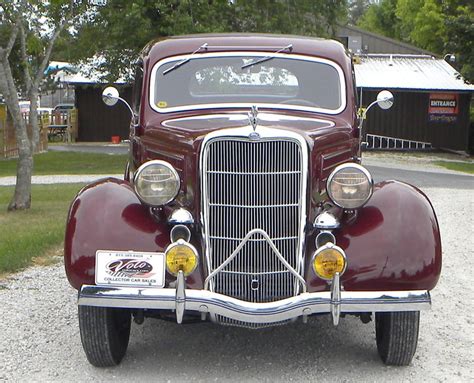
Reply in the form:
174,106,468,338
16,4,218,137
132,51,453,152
0,1,88,210
348,0,370,25
396,0,445,53
357,0,401,39
443,1,473,82
357,0,473,82
70,0,347,82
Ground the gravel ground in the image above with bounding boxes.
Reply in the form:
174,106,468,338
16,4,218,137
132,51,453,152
362,151,473,175
0,174,122,186
48,143,128,155
0,186,473,382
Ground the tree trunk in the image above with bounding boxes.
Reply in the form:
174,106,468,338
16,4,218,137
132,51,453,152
29,89,40,152
5,100,33,211
6,88,33,211
0,57,34,211
8,148,33,211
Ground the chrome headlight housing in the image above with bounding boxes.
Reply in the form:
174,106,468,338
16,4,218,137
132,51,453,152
327,163,373,209
134,160,180,206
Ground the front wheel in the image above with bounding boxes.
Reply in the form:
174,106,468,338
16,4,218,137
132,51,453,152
79,306,131,367
375,311,420,366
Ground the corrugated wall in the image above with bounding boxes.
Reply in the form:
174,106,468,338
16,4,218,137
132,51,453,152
360,89,472,152
76,85,132,142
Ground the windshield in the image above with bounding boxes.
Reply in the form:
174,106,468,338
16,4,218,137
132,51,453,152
150,52,345,114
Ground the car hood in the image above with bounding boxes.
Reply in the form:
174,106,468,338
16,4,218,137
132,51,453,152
142,111,353,150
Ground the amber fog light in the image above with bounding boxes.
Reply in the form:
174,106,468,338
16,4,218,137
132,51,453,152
165,240,198,276
327,163,373,209
312,243,347,280
134,160,180,206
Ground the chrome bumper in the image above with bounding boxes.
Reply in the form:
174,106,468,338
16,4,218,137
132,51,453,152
78,273,431,326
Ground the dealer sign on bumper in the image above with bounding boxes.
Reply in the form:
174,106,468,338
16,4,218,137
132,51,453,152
95,250,165,287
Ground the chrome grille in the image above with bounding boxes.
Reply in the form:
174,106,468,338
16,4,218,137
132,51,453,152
202,136,306,304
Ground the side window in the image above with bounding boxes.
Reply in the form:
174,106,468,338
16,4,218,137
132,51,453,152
132,59,144,114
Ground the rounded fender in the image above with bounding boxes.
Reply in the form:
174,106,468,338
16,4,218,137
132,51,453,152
64,178,170,290
308,180,442,291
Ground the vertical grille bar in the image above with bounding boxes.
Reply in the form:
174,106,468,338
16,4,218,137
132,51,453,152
202,136,305,304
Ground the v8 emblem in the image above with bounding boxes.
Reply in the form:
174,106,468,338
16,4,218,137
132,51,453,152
251,279,259,291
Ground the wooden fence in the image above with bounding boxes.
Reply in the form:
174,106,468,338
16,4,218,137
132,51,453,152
42,109,78,143
0,106,78,159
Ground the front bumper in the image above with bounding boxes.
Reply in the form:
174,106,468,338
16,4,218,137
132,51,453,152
79,273,431,326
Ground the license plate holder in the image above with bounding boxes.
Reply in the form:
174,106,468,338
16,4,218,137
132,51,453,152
95,250,165,287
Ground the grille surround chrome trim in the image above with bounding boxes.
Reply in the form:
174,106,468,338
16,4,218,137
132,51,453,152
199,126,308,307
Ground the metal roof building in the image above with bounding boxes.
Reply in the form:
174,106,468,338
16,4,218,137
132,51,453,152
355,54,474,92
337,24,434,55
354,54,473,152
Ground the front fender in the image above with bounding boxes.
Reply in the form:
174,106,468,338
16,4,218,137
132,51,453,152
64,178,171,290
307,180,442,292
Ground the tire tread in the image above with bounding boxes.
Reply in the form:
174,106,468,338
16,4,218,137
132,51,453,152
376,311,420,366
79,306,131,367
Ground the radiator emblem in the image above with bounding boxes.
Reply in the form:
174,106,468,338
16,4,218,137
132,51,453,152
251,279,259,291
248,105,258,131
248,131,260,140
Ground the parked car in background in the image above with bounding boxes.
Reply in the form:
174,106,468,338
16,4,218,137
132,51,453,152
18,100,31,114
37,107,53,115
51,103,74,126
64,34,441,368
53,103,74,112
18,102,51,119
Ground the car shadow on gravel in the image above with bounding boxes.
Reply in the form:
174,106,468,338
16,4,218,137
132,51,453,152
115,314,381,380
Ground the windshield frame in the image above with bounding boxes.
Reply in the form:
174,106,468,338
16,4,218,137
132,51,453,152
149,51,347,115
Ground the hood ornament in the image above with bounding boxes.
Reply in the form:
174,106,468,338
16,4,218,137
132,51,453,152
248,105,258,131
248,105,260,140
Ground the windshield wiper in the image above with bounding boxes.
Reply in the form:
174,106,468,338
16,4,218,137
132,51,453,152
162,43,208,75
241,44,293,70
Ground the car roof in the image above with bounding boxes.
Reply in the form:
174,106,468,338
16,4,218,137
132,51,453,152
143,33,349,66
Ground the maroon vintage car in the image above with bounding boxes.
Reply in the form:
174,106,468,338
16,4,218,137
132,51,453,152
64,34,441,367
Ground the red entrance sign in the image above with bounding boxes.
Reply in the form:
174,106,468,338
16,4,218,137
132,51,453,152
429,93,458,115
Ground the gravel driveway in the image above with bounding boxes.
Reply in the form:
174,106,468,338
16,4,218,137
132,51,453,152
0,183,473,382
0,174,122,186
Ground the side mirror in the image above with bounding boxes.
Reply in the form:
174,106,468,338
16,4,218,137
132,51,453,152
376,90,394,110
358,90,394,143
101,86,135,121
102,86,120,106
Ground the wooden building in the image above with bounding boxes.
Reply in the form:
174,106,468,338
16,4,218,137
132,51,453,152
59,59,133,142
74,85,132,142
355,54,473,152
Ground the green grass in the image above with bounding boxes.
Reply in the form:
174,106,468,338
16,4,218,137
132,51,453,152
0,184,84,273
0,151,127,177
433,161,474,174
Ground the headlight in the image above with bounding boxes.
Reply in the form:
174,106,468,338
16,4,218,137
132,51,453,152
312,243,347,280
165,240,198,276
134,160,180,206
327,163,373,209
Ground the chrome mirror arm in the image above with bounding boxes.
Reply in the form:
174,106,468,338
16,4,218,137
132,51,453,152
358,98,380,133
358,90,394,142
116,96,136,121
102,86,137,123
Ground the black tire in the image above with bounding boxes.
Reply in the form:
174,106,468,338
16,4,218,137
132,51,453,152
375,311,420,366
78,305,131,367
